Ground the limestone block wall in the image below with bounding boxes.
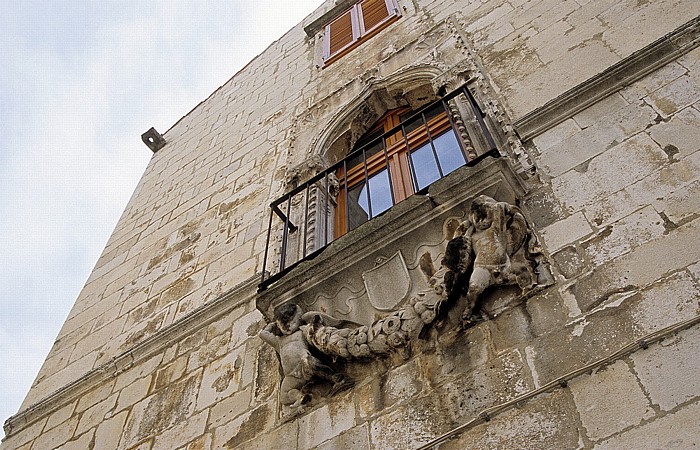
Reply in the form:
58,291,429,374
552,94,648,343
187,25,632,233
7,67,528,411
4,0,700,448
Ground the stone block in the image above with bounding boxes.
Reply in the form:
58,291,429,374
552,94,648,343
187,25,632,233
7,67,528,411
532,118,581,153
115,354,164,391
45,400,76,430
76,393,118,436
488,305,536,353
195,345,246,411
369,394,454,450
569,360,653,441
253,342,279,403
663,179,700,224
152,409,207,450
522,186,567,229
211,403,274,449
596,400,700,449
631,325,700,412
568,218,700,312
648,106,700,158
317,423,370,450
528,304,637,383
94,410,129,450
439,391,580,450
209,386,252,430
245,420,298,450
582,206,666,266
525,289,569,336
383,358,423,408
31,415,79,450
428,323,491,385
115,372,152,413
629,271,700,336
645,69,700,118
602,0,700,57
573,93,630,130
61,430,95,450
298,393,356,449
552,245,589,279
154,355,188,392
186,330,232,373
552,133,669,213
539,103,657,178
540,211,593,253
435,349,534,423
229,309,264,350
120,372,201,449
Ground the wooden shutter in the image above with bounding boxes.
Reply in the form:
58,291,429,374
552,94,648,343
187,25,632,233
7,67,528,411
327,9,355,56
359,0,391,33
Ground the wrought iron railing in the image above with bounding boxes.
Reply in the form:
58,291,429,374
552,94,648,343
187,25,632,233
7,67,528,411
260,84,499,290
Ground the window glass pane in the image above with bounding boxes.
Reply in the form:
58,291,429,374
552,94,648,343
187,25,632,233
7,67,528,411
411,143,440,190
348,137,384,168
368,169,392,215
347,169,392,231
399,103,444,135
433,131,465,176
347,182,368,231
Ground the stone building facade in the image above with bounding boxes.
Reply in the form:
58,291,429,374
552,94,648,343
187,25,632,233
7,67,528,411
4,1,700,448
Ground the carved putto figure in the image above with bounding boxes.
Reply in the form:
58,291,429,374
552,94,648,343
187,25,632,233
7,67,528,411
440,195,548,326
258,303,352,409
260,298,439,411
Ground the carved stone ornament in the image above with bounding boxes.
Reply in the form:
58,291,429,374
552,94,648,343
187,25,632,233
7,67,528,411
259,195,552,414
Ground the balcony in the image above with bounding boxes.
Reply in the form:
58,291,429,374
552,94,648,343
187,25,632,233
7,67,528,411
260,84,501,291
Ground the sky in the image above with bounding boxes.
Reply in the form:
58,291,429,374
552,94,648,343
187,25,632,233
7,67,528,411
0,0,323,434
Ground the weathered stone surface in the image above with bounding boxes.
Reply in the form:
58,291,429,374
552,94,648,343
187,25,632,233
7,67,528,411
551,133,668,213
151,409,207,450
569,218,700,312
211,403,274,450
369,394,453,450
540,211,593,253
196,346,245,411
317,423,370,450
383,359,423,408
440,390,580,450
121,372,201,449
522,186,567,229
582,206,666,266
631,325,700,412
569,360,653,441
298,394,356,449
75,393,117,436
94,410,129,450
595,400,700,449
629,271,700,335
435,349,533,423
552,245,588,279
30,415,78,450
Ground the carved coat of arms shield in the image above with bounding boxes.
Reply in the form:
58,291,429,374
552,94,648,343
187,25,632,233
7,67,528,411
362,251,412,311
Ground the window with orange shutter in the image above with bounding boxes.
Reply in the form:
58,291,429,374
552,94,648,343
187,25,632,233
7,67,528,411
322,0,401,66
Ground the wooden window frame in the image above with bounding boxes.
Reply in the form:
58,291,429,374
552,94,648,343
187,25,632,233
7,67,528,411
322,0,401,67
334,109,458,236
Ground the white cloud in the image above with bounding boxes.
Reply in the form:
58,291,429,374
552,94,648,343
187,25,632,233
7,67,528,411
0,0,323,434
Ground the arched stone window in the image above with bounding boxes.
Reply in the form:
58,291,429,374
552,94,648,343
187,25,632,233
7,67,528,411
261,76,499,287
